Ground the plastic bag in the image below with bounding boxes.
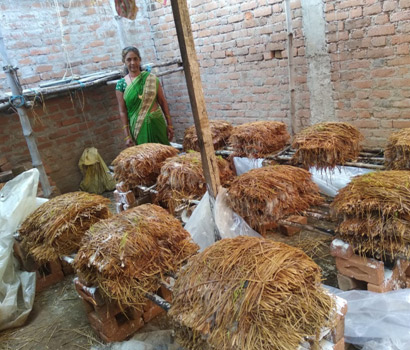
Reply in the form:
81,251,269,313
215,188,261,239
79,147,116,194
310,166,373,197
184,192,216,251
0,169,41,330
324,286,410,349
233,157,263,175
185,189,261,251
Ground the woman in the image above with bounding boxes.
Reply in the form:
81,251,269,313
116,46,174,147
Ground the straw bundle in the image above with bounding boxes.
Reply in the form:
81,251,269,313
155,152,233,213
228,121,290,158
19,191,111,264
74,204,198,310
331,171,410,259
183,120,233,152
292,122,363,169
385,128,410,170
170,236,333,350
112,143,178,189
226,165,322,234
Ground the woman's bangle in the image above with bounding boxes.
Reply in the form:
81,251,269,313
122,124,129,130
168,125,174,129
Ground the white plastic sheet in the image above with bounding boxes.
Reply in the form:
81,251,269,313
233,157,263,175
185,189,261,251
310,166,373,197
0,169,41,330
324,286,410,350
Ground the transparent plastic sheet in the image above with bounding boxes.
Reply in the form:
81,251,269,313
185,189,261,251
214,188,261,239
233,157,263,175
324,286,410,349
0,169,42,330
184,192,215,251
310,166,373,197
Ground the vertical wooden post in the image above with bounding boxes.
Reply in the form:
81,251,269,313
284,0,296,136
170,0,221,199
0,26,52,197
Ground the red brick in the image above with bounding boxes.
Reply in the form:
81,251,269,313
336,254,385,285
368,25,395,37
279,215,307,236
36,260,65,293
330,239,354,259
143,300,166,323
337,273,367,291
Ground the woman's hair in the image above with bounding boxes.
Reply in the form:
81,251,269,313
121,46,141,62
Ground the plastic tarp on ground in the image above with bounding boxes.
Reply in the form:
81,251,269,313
325,286,410,350
0,169,44,330
185,188,261,251
309,166,373,197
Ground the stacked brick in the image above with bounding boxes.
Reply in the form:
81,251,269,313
331,239,410,293
113,181,153,213
13,239,71,293
74,278,171,343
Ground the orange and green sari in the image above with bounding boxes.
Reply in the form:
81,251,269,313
117,71,170,145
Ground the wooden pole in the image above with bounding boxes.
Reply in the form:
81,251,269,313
0,26,52,197
170,0,221,199
284,0,296,136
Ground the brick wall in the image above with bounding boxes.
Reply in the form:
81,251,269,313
0,85,125,193
150,0,307,137
326,0,410,147
1,0,410,191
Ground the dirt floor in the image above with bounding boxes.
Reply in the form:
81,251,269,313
0,194,350,350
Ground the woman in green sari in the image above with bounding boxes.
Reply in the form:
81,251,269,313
115,46,174,147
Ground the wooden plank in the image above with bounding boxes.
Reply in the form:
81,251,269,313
171,0,221,199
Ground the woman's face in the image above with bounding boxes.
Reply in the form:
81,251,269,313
124,51,141,74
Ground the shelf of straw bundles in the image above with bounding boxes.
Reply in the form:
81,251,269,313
73,204,198,342
331,171,410,292
183,120,233,152
228,121,290,158
385,128,410,170
225,165,322,236
169,236,347,350
111,143,178,211
155,151,233,214
291,122,363,169
16,192,111,292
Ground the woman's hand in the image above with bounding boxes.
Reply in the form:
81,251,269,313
167,124,174,141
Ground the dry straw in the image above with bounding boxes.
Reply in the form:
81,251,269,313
155,152,233,213
385,128,410,170
170,236,333,350
331,170,410,259
183,120,233,152
292,122,363,169
226,165,322,235
19,191,111,264
112,143,178,190
228,121,290,158
74,204,198,310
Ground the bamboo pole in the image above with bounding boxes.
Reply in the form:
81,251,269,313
284,0,296,136
0,26,52,197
